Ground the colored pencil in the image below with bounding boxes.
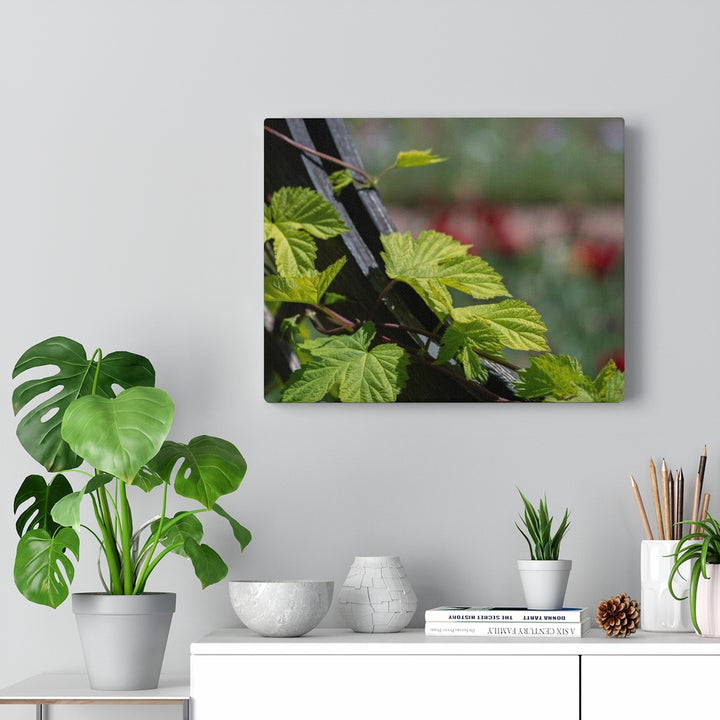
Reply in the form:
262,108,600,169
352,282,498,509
631,475,653,540
649,458,664,540
661,459,672,540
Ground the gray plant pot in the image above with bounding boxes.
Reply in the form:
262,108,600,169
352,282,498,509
72,592,176,690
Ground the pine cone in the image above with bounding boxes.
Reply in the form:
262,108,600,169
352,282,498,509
596,593,640,637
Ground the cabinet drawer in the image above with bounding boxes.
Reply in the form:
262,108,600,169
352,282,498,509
582,656,719,720
192,654,579,719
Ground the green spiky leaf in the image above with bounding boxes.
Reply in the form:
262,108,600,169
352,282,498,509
264,187,349,278
436,320,503,382
452,299,550,352
283,322,409,402
381,230,509,316
264,257,347,304
393,149,447,168
329,169,355,194
515,354,624,402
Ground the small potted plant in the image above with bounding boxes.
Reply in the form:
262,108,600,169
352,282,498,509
515,489,571,610
668,513,720,636
11,336,252,689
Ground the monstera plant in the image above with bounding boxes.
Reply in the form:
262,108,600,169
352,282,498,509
11,336,251,608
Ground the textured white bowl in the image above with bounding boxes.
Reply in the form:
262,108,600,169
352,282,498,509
229,580,333,637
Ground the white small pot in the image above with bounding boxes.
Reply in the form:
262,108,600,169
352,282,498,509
517,559,572,610
695,563,720,637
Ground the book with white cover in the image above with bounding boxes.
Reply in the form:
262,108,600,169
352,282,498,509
424,606,588,623
425,617,592,637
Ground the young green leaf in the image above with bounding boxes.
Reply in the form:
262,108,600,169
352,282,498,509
282,322,409,402
264,257,346,304
265,187,349,278
436,319,503,382
593,359,625,402
381,230,509,316
452,299,550,352
329,169,355,194
393,149,447,168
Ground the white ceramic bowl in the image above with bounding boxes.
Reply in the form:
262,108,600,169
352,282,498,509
229,580,334,637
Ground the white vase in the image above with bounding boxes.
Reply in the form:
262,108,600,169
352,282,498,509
640,540,693,632
517,559,571,610
72,592,175,690
696,563,720,637
337,556,417,633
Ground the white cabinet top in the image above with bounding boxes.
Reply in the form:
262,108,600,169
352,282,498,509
191,627,720,656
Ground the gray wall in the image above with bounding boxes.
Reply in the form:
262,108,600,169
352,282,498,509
1,0,718,716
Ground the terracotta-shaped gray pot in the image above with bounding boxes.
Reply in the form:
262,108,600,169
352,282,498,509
72,592,175,690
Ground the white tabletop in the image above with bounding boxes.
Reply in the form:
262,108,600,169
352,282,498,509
0,674,189,704
191,626,720,656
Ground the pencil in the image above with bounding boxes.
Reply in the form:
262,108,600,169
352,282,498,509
693,446,707,533
691,471,702,534
678,469,685,539
631,475,653,540
662,459,672,540
700,493,711,525
649,458,664,540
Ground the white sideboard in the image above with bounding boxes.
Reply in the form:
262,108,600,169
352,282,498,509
190,628,720,720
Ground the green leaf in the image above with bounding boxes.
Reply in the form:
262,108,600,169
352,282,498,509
593,359,625,402
14,527,79,608
515,354,624,402
265,187,349,278
12,337,155,472
184,537,228,589
146,435,247,510
49,473,115,531
151,512,204,558
14,474,73,537
213,503,252,550
329,169,355,194
452,300,550,352
514,354,591,401
393,149,447,168
61,387,175,483
282,322,410,402
381,231,509,316
436,320,503,382
264,257,347,304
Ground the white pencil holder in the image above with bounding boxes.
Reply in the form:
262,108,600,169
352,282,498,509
640,540,693,632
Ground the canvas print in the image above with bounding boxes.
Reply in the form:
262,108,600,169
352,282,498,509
264,118,624,403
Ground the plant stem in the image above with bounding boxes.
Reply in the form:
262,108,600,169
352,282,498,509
264,125,373,185
117,481,134,593
133,481,170,594
90,348,103,395
95,488,122,593
312,304,356,332
369,279,397,320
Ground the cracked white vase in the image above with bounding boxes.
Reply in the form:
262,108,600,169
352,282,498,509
337,556,417,633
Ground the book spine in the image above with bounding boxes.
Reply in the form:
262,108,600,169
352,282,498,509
424,610,585,622
425,622,587,637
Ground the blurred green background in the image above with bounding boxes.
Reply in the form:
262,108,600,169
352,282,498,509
344,118,625,375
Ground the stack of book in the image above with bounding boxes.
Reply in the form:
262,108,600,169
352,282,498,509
424,606,591,637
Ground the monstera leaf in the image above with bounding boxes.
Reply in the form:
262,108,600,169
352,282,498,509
12,337,155,472
13,474,73,538
14,527,79,608
61,387,175,483
147,436,247,509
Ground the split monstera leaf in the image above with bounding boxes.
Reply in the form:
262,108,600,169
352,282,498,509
12,337,251,608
